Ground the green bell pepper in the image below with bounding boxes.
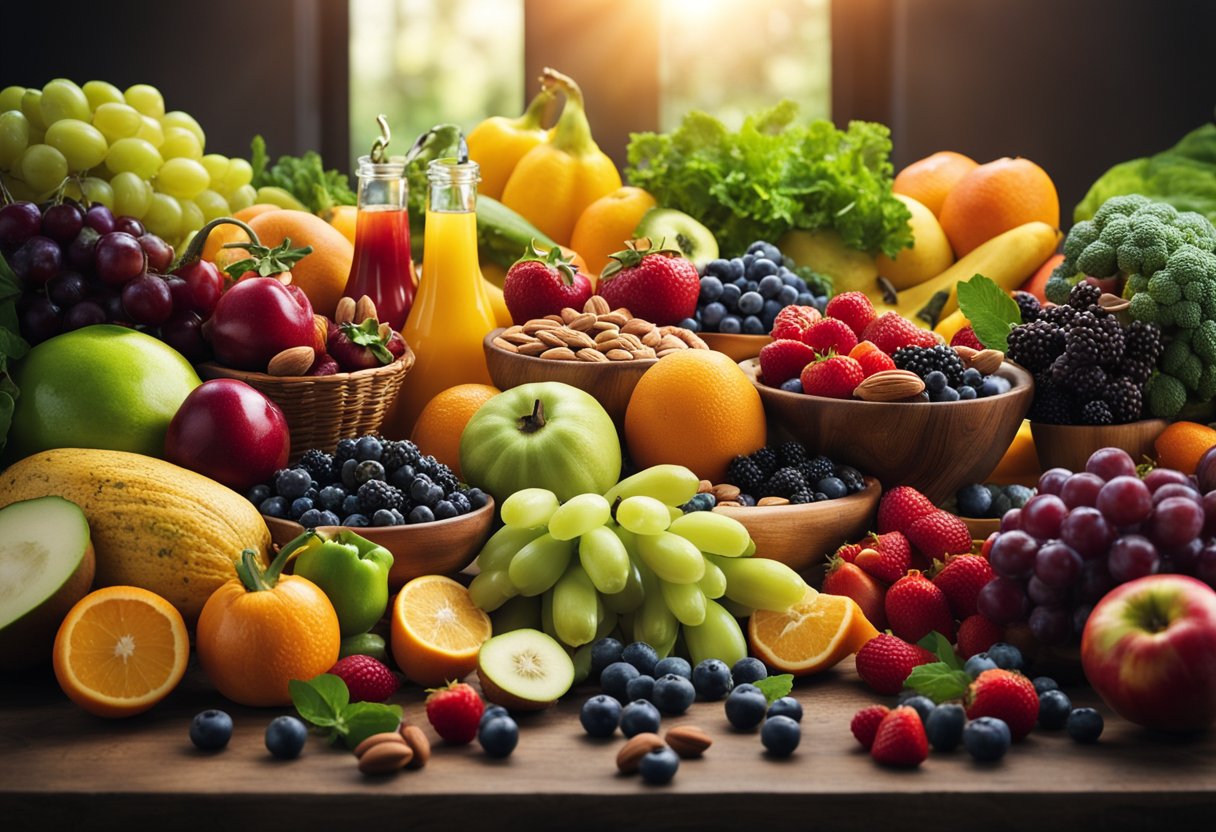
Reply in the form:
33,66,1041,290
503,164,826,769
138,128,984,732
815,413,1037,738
289,529,394,637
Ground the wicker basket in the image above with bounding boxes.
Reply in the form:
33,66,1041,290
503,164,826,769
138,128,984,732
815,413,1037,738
198,345,415,460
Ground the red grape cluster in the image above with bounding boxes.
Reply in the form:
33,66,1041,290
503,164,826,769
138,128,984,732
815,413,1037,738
0,199,222,361
977,447,1216,646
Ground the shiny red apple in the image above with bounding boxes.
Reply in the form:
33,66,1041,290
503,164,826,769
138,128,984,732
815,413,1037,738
164,379,291,491
202,277,314,370
1081,574,1216,733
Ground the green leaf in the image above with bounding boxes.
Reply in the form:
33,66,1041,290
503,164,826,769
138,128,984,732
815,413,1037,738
917,631,962,671
905,662,971,703
955,274,1022,353
290,674,349,727
341,702,404,749
752,673,794,704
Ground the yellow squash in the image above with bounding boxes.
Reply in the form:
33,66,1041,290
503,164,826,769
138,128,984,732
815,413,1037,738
468,87,555,201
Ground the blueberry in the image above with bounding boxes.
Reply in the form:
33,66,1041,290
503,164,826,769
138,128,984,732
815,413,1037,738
926,703,965,751
699,275,724,302
654,656,692,680
776,284,799,305
924,371,948,393
355,435,383,462
1067,707,1103,743
964,716,1012,762
1038,689,1072,730
638,746,680,785
1033,676,1059,695
991,492,1013,517
779,378,803,393
622,642,658,676
700,301,727,329
590,638,625,677
815,477,848,500
340,458,360,490
737,493,757,506
757,273,783,298
964,653,999,679
481,704,509,725
371,508,397,526
317,485,346,512
738,291,764,315
408,505,435,524
265,715,308,759
978,378,1003,398
426,483,446,506
467,488,489,510
742,315,766,335
579,695,621,738
295,509,322,527
343,513,369,527
275,468,312,499
409,476,432,503
767,697,802,722
651,674,696,715
246,484,272,505
746,241,784,262
957,484,993,518
679,316,701,332
449,491,472,514
937,386,961,402
320,510,343,526
720,283,742,308
620,699,661,737
626,674,655,703
287,496,313,520
389,509,405,525
342,494,361,516
725,688,768,730
731,657,768,685
958,385,977,400
259,495,289,518
478,715,519,758
388,466,414,490
761,714,801,757
1005,485,1034,509
719,315,742,334
703,259,733,279
962,367,984,387
742,253,757,268
433,500,458,520
601,661,640,701
796,291,816,306
902,695,936,725
353,460,385,486
692,658,733,700
987,642,1025,672
190,709,233,750
731,683,761,697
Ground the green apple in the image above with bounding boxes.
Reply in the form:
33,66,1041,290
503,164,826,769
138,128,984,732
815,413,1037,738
459,382,621,502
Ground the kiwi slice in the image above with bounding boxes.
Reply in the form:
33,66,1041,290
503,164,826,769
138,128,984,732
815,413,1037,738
634,208,720,268
476,629,574,710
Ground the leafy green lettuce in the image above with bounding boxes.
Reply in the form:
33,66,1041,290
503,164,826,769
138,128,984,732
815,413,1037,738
625,101,912,259
250,135,357,214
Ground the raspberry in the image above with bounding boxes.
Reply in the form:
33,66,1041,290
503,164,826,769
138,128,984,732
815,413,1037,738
893,345,965,386
328,655,399,702
850,705,890,750
1012,291,1041,323
850,340,897,377
1007,319,1066,372
861,312,936,354
727,455,766,493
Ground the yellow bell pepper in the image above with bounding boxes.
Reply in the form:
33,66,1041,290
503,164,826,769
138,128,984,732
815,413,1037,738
468,87,556,201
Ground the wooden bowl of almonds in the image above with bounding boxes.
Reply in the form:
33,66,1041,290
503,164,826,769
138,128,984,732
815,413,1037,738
484,297,711,425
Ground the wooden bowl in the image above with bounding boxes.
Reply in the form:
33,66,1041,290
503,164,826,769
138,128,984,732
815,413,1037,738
1030,419,1168,474
741,359,1034,505
712,477,881,572
700,332,772,361
961,515,1001,540
483,329,655,425
264,498,495,589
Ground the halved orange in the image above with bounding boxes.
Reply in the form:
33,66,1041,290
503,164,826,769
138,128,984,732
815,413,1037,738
52,586,189,718
748,588,879,676
391,575,492,687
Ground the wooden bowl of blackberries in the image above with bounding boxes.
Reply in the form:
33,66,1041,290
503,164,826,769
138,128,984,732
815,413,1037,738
249,434,495,588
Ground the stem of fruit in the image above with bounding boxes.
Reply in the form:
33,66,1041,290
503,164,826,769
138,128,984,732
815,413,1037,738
235,531,317,592
517,398,546,433
515,87,556,130
174,216,262,272
540,67,596,157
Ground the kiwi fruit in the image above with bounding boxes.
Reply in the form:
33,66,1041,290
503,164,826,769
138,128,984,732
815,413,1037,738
634,208,720,268
476,629,574,711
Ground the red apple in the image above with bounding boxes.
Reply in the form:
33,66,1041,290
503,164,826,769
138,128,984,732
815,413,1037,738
203,277,314,370
1081,574,1216,733
164,379,291,491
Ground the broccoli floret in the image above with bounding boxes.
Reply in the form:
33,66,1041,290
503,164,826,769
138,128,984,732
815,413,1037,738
1130,213,1168,249
1098,216,1131,248
1160,338,1192,374
1091,194,1150,227
1179,354,1204,389
1193,320,1216,364
1176,211,1216,249
1199,365,1216,401
1076,241,1118,277
1063,221,1099,263
1045,275,1073,306
1128,291,1159,323
1167,244,1211,281
1148,272,1182,305
1175,300,1203,329
1125,273,1150,296
1147,372,1187,419
1184,279,1211,304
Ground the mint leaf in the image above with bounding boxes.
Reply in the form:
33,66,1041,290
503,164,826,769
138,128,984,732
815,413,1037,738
955,274,1022,353
290,674,349,728
906,662,971,703
917,631,962,671
752,674,794,704
342,702,404,749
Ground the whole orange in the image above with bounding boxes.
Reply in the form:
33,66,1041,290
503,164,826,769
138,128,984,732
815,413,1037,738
569,186,657,279
1154,421,1216,475
411,383,501,478
326,204,358,244
624,350,766,483
938,157,1060,258
200,203,281,263
892,150,978,218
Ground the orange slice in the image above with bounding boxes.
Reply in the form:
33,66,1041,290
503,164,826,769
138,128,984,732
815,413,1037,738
52,586,189,718
391,575,492,687
748,588,880,676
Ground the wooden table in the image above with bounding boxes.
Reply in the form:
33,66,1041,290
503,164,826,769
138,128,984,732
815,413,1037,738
2,659,1213,832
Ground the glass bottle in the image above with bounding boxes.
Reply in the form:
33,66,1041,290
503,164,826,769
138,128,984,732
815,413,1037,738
342,154,416,331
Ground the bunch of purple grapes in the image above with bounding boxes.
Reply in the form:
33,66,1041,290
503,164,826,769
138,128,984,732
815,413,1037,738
976,446,1216,646
0,199,219,360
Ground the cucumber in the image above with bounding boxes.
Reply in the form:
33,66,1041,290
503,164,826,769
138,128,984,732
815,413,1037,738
476,196,558,270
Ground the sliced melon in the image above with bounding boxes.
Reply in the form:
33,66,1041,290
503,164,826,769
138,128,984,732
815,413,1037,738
0,496,95,669
476,629,574,711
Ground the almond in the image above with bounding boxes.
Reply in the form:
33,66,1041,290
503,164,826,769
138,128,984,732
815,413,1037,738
584,296,611,316
1099,292,1130,314
353,732,409,759
539,346,577,361
335,296,356,324
852,369,925,402
599,310,631,327
952,345,979,363
312,314,329,350
568,312,598,332
757,496,791,507
537,329,568,348
357,740,413,774
518,341,549,356
354,295,378,324
622,319,655,337
665,725,712,758
710,483,741,503
605,348,634,361
492,337,519,353
697,480,713,494
576,347,609,362
267,346,315,377
560,307,581,324
523,319,562,334
616,732,666,774
969,348,1006,376
715,500,743,507
399,724,431,769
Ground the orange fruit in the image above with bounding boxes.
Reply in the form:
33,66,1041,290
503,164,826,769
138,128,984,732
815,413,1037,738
391,574,492,687
892,151,978,218
624,350,766,483
938,157,1060,258
1154,421,1216,475
748,588,879,676
52,586,189,718
411,383,501,478
200,203,281,262
245,210,355,319
569,186,658,279
326,204,358,244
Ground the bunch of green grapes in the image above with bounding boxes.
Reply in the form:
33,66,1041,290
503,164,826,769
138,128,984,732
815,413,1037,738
0,80,254,247
468,465,808,668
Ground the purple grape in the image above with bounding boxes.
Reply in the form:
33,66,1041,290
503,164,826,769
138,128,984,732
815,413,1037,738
66,227,100,273
1164,539,1203,576
18,296,62,344
1037,468,1072,496
1028,605,1072,645
1197,542,1216,588
16,235,63,285
121,274,173,325
0,201,42,250
1143,467,1191,493
1059,506,1115,560
976,576,1029,624
159,311,209,363
1148,496,1205,550
1096,476,1153,527
989,530,1038,579
1086,447,1136,481
1000,507,1023,532
41,203,84,245
62,300,107,331
1108,535,1159,583
96,289,127,322
138,234,174,274
1204,491,1216,538
1078,560,1115,603
94,232,146,286
1072,604,1093,638
165,276,193,314
47,271,89,307
1027,575,1069,607
1034,541,1083,587
113,216,146,237
83,204,116,235
1060,473,1104,509
1151,482,1200,505
1021,494,1068,540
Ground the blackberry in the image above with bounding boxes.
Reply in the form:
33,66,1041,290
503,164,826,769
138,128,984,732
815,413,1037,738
1123,320,1163,363
1007,320,1065,372
334,438,358,464
750,446,780,478
776,441,808,468
727,455,766,493
448,491,472,515
435,470,461,494
1119,358,1154,385
1029,386,1075,425
297,449,334,485
1065,310,1124,368
764,467,807,499
358,480,402,514
1050,357,1106,399
1038,304,1078,328
789,491,815,505
1103,377,1143,423
1080,399,1114,425
1068,281,1102,310
1012,291,1041,323
380,440,413,472
893,345,965,386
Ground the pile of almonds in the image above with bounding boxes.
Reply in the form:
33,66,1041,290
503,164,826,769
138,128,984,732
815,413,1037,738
353,722,431,776
696,480,793,509
616,726,712,774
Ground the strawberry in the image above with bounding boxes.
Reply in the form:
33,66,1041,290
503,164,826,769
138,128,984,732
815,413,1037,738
966,668,1039,741
326,318,407,372
835,541,864,564
861,311,936,355
848,340,896,377
980,531,998,560
425,681,485,744
758,338,817,387
885,570,956,644
825,291,876,337
950,326,984,350
503,243,593,325
823,556,887,630
906,510,973,561
956,613,1005,658
876,486,937,534
870,706,929,767
800,354,865,399
327,655,399,703
801,317,858,357
596,240,699,325
850,705,890,750
932,554,996,619
854,531,913,584
771,304,821,340
854,633,937,695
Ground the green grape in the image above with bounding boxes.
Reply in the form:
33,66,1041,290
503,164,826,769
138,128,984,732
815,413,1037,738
603,464,700,506
82,80,124,110
19,144,68,194
194,188,231,222
593,602,616,641
92,102,142,142
635,562,679,650
578,524,630,594
221,157,253,193
668,511,751,557
0,86,25,114
2,174,38,202
157,157,209,200
124,84,165,119
161,110,205,149
475,524,546,573
668,505,684,525
469,569,518,612
179,198,205,239
548,493,610,541
718,597,755,618
143,192,182,240
571,642,594,685
741,539,757,557
21,90,46,130
200,153,229,183
40,79,90,124
507,533,574,596
490,594,542,635
45,119,108,171
160,127,202,161
600,555,644,615
105,137,162,179
616,495,672,535
708,554,807,612
552,562,599,647
636,531,705,584
660,579,707,626
501,487,560,529
111,171,153,218
79,176,114,209
698,559,727,599
684,598,747,667
540,590,557,641
0,110,30,170
136,115,164,148
227,183,256,212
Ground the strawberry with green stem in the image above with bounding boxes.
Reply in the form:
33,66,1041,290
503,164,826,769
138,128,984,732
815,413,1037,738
503,240,592,325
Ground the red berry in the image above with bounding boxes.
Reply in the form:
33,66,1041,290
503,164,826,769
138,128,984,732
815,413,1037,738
849,340,897,377
503,247,593,324
758,338,818,387
932,554,996,619
801,316,859,356
823,557,887,630
850,704,890,750
861,312,936,354
870,706,929,767
327,655,400,703
906,510,973,561
597,244,699,325
825,291,877,337
854,633,937,695
800,354,865,399
425,681,485,744
877,486,937,534
966,669,1039,741
854,531,913,584
950,326,984,350
770,304,821,340
956,613,1005,658
885,569,957,644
